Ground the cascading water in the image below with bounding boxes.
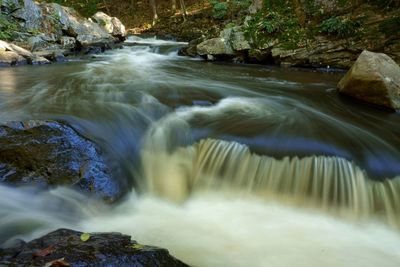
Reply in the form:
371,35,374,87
1,37,400,267
141,97,400,227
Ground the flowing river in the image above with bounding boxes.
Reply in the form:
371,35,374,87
1,37,400,267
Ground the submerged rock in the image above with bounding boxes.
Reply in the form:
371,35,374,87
337,50,400,110
0,121,122,201
0,229,188,267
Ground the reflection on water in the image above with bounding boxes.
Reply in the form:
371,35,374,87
0,37,400,267
0,68,17,93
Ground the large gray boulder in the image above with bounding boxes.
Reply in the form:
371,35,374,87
0,121,122,201
197,37,234,56
196,26,250,59
337,50,400,110
41,3,116,48
92,12,126,40
73,22,115,48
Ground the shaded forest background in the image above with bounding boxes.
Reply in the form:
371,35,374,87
38,0,400,41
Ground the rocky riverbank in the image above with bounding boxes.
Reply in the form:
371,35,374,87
130,0,399,70
0,229,188,267
0,0,126,66
178,2,400,69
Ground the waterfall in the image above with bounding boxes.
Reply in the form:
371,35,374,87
143,138,400,227
139,95,400,227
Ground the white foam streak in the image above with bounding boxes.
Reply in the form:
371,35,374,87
125,36,188,45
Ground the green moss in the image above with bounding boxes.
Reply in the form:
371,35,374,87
379,17,400,36
244,9,310,49
318,16,360,38
0,14,19,41
99,19,107,27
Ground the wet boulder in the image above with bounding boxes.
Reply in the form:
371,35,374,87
0,121,122,201
0,228,188,267
337,50,400,110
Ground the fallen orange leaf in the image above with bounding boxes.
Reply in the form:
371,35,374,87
33,245,55,257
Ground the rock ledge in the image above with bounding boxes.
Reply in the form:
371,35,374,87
0,228,188,267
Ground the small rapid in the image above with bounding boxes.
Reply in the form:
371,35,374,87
1,37,400,267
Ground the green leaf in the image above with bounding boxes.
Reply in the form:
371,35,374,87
131,244,145,250
80,233,91,242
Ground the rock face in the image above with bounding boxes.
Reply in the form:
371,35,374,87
270,36,358,68
21,0,42,30
337,50,400,110
0,229,188,267
0,1,126,67
0,121,122,201
40,3,116,48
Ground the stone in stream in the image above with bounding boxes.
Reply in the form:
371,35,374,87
0,121,122,202
337,50,400,110
0,228,188,267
